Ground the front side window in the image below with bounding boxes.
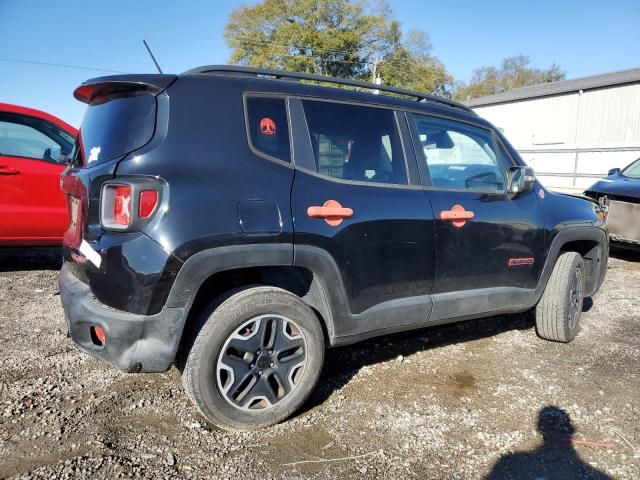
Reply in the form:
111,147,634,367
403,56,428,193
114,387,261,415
246,96,291,163
301,100,407,185
412,114,506,191
0,114,74,163
622,158,640,178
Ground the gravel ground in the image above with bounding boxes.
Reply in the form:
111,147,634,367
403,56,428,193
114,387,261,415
0,247,638,479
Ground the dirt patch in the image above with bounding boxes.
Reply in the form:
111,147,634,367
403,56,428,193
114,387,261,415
1,249,639,479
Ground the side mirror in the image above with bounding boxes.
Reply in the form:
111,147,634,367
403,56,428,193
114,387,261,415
607,168,621,176
507,166,536,195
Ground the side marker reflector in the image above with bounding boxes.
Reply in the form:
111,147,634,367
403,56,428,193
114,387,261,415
90,326,106,346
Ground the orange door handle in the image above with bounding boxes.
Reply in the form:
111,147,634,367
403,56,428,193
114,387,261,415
307,200,353,226
440,204,474,227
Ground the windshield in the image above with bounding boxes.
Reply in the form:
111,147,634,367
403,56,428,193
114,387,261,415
622,158,640,178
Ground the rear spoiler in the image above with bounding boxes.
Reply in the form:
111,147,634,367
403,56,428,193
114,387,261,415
73,74,178,104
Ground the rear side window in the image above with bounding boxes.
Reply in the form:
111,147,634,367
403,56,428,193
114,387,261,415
246,96,290,163
0,113,74,163
78,92,156,166
301,100,407,185
411,114,506,191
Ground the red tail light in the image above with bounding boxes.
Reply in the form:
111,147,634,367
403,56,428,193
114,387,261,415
113,186,132,226
101,182,161,231
139,190,158,218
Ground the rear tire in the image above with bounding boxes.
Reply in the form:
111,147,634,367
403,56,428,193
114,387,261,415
535,252,585,343
182,286,324,430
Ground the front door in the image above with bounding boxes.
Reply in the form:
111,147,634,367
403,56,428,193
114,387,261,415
407,112,546,320
0,112,73,244
289,98,436,340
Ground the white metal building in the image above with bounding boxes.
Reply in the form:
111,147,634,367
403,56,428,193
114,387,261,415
465,68,640,192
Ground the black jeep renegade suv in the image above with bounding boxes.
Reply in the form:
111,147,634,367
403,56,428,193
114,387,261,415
59,66,608,430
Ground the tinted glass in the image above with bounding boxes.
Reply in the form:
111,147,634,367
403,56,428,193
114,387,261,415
78,92,156,166
412,114,506,191
302,100,407,185
0,113,74,163
246,97,290,163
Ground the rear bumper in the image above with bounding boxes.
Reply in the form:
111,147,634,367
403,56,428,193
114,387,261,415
59,263,186,372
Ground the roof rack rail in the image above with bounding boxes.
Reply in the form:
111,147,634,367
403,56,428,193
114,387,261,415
184,65,473,113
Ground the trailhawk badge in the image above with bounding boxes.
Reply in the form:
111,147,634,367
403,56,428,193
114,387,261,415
508,257,535,267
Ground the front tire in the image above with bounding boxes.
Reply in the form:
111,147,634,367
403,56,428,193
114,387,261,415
535,252,585,343
182,286,324,430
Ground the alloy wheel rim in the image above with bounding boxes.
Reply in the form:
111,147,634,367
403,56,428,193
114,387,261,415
568,268,583,330
216,315,307,411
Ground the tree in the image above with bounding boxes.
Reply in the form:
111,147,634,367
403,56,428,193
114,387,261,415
454,55,565,101
377,30,452,96
224,0,452,95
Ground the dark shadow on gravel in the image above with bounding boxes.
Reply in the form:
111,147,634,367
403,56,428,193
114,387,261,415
0,247,62,272
610,244,640,262
486,406,613,479
582,296,594,312
300,310,536,415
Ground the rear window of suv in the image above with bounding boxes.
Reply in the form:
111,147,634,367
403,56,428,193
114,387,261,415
245,96,291,163
301,100,407,185
76,92,156,166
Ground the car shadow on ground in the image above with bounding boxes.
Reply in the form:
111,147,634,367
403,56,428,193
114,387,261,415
302,295,595,416
485,406,613,479
302,309,538,414
610,244,640,262
0,247,62,272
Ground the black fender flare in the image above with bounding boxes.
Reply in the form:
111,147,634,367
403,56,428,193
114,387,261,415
164,243,343,345
534,226,608,303
164,243,361,346
165,243,294,308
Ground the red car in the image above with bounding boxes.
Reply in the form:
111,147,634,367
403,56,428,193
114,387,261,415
0,103,77,245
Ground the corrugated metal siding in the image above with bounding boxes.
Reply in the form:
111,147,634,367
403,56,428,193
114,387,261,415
473,82,640,191
577,84,640,145
475,93,580,147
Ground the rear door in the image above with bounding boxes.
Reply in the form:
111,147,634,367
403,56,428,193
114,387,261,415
289,98,436,339
407,112,546,320
0,112,74,243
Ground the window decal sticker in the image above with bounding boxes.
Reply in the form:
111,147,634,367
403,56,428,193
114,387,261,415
88,146,101,163
259,117,276,136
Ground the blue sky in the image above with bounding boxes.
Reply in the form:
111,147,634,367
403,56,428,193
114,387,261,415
1,0,638,127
